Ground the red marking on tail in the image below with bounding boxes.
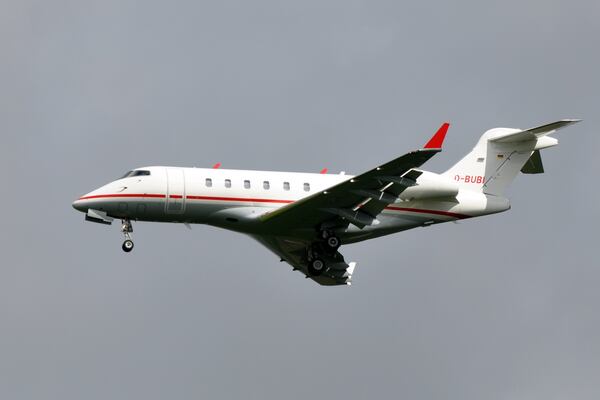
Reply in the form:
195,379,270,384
212,162,221,169
320,168,328,174
424,122,450,149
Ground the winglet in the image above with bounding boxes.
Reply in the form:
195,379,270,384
424,122,450,149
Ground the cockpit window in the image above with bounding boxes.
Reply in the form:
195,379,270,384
120,170,151,179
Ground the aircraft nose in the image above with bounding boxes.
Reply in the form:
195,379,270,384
73,184,114,214
72,198,87,212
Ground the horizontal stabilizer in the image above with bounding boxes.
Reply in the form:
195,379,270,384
490,119,581,143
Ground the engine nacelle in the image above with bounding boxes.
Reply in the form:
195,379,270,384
399,171,459,200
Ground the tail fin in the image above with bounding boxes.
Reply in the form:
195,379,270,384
443,119,580,196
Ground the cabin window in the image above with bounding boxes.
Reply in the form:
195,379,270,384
205,178,212,187
283,182,290,191
225,179,231,188
263,181,270,190
244,180,251,189
304,182,310,192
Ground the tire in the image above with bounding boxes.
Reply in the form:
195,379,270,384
308,258,325,276
326,236,340,250
122,239,134,252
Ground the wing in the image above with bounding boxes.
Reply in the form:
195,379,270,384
252,234,357,286
260,123,450,235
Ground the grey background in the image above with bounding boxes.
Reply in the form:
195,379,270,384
1,1,598,399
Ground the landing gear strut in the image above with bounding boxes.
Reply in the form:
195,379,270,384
121,219,134,252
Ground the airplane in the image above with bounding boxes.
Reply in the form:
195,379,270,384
72,119,580,286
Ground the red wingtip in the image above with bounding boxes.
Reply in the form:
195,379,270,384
320,168,328,174
212,162,221,169
423,122,450,149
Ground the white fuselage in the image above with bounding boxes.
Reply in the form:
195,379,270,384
72,166,510,243
70,119,578,285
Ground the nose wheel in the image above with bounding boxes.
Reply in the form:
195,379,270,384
121,219,134,253
122,239,134,252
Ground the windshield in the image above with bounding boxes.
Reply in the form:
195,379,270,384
119,170,151,179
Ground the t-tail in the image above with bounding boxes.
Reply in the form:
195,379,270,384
443,119,581,196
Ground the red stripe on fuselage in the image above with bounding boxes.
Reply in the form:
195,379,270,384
79,193,166,200
77,194,470,219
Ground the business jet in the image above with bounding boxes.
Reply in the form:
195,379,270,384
72,119,580,285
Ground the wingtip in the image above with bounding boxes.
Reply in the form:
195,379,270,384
423,122,450,149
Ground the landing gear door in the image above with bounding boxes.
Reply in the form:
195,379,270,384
166,168,186,214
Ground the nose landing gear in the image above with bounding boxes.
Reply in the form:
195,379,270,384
121,219,134,252
122,239,134,252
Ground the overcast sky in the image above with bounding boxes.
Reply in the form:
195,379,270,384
1,1,599,399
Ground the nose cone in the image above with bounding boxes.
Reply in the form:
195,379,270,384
73,183,115,214
72,198,87,212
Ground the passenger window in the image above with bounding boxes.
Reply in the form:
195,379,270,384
304,182,310,192
205,178,212,187
263,181,270,190
225,179,231,188
244,180,251,189
283,182,290,191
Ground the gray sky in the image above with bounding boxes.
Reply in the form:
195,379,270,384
1,1,599,399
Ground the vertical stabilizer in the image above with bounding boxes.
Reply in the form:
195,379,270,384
442,120,580,196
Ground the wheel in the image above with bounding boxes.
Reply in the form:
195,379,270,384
122,239,134,252
308,258,325,276
326,236,340,250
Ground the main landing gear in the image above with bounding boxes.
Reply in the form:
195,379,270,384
121,219,134,252
307,252,325,276
321,230,341,252
306,230,342,276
